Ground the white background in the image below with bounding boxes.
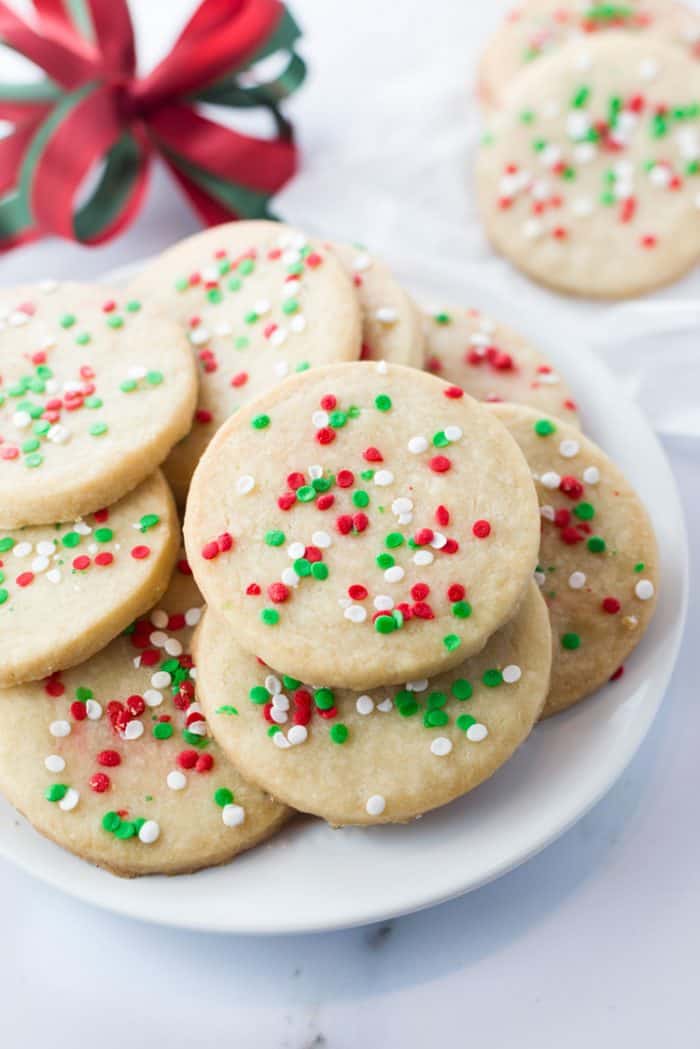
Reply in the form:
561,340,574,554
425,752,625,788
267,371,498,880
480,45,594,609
1,1,699,1045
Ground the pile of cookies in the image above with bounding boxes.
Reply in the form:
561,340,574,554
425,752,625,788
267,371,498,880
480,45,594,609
0,220,658,877
475,2,700,297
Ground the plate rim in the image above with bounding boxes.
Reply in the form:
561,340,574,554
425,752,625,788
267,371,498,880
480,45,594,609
0,255,688,934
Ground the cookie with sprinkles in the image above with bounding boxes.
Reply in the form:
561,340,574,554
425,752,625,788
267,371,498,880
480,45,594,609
488,402,658,716
0,470,179,688
0,282,197,528
476,34,700,298
195,579,550,825
478,0,700,109
131,221,362,506
330,242,425,367
184,361,540,689
0,558,289,876
423,306,581,425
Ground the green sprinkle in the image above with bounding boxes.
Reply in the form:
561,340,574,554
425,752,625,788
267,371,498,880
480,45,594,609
311,562,328,580
84,396,102,409
75,331,91,346
75,686,92,701
297,485,315,502
44,784,68,802
330,723,348,744
94,527,113,543
295,361,310,372
139,513,160,532
312,477,332,492
482,669,503,688
424,709,449,728
267,725,281,737
249,686,269,704
282,299,299,315
252,414,270,430
120,379,137,393
115,820,137,839
443,634,461,652
25,453,43,468
89,422,108,437
452,601,472,619
102,811,121,832
574,502,595,521
519,110,535,125
238,258,255,276
33,419,50,436
427,691,447,710
153,722,173,740
60,313,76,328
207,288,223,305
182,730,209,748
126,299,141,312
634,562,645,572
0,538,14,553
62,531,80,548
432,430,449,448
106,314,124,329
376,553,395,569
314,688,334,710
234,336,249,350
244,310,258,325
587,536,606,553
261,608,279,625
214,787,234,807
572,85,590,108
561,632,581,650
175,277,189,292
228,277,242,292
451,679,473,701
328,410,347,428
375,394,392,412
397,700,418,717
456,714,476,732
265,530,285,547
534,418,556,436
353,490,369,508
434,311,452,324
0,590,8,605
360,469,374,481
293,558,311,577
216,705,239,716
375,614,396,634
147,370,163,386
385,532,404,549
22,438,40,453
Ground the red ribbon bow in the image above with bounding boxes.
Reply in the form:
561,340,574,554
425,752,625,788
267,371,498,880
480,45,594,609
0,0,304,250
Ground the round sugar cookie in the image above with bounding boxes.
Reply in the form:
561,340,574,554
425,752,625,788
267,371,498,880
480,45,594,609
184,361,540,690
132,221,363,505
475,34,700,298
488,403,658,716
0,471,179,688
0,282,197,528
0,559,289,877
195,580,551,825
423,305,581,425
330,242,425,367
478,0,700,109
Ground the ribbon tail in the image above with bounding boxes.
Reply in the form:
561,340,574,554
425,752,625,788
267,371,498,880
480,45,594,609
161,155,242,226
194,50,305,110
0,1,98,88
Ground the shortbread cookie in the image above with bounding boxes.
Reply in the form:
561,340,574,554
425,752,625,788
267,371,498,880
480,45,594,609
476,34,700,298
331,243,425,367
184,362,540,689
195,579,550,825
489,403,658,716
0,282,197,528
0,471,178,688
479,1,700,109
424,306,581,425
0,560,289,876
132,221,362,505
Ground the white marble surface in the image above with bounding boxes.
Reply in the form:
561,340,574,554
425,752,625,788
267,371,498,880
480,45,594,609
1,1,699,1045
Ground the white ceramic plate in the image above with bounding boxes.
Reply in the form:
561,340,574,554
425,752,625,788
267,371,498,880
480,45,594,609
0,258,687,934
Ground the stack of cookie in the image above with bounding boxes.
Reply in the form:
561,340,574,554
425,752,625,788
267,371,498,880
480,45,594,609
0,219,659,876
474,2,700,297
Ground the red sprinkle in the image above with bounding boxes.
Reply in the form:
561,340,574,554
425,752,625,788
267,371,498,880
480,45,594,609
268,582,290,603
411,582,430,601
97,750,121,767
89,772,110,793
443,385,464,398
16,572,34,587
435,505,450,526
472,519,491,539
336,469,354,488
131,545,150,560
447,584,465,601
602,597,621,614
348,584,368,600
246,583,261,596
231,372,248,387
363,446,383,462
316,493,335,510
320,394,337,410
177,749,198,770
45,676,65,698
559,476,584,500
352,512,369,533
70,701,87,721
429,455,451,473
315,427,335,445
95,552,113,567
287,471,305,490
196,753,214,773
336,514,353,535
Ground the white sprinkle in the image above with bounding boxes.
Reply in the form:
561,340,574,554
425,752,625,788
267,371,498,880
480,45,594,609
352,251,372,271
185,720,206,737
583,466,600,484
36,540,55,557
374,469,394,486
406,679,429,693
13,541,32,558
408,435,428,454
45,755,65,773
392,497,413,514
31,556,50,573
444,425,462,442
375,307,398,324
635,579,654,601
254,298,271,316
149,630,167,649
12,411,31,429
571,197,595,218
85,700,102,720
384,565,404,583
312,410,329,428
374,595,394,611
237,474,255,495
522,218,544,240
377,698,393,712
270,707,288,724
502,664,522,684
375,359,388,374
144,689,163,707
164,638,182,657
559,439,580,458
344,605,367,623
265,674,282,694
287,541,305,560
413,550,434,566
74,521,91,536
272,732,291,749
288,725,308,745
139,820,160,844
189,327,209,346
290,314,306,334
167,770,187,791
540,471,561,489
47,424,70,445
430,737,453,757
49,720,71,738
541,505,555,522
574,142,596,165
569,571,587,590
127,365,147,381
308,464,323,480
466,723,488,743
222,804,245,827
46,569,61,584
150,609,168,628
366,794,386,816
274,359,289,376
185,606,202,627
312,530,331,548
59,788,79,812
430,532,447,550
534,570,546,587
356,695,374,715
639,57,659,80
151,670,171,689
282,567,300,587
123,719,144,741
